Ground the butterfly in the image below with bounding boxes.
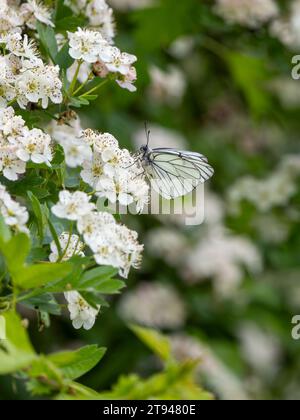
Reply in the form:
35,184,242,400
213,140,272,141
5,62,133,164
138,126,214,199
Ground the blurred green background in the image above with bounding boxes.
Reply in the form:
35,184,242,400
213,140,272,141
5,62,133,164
2,0,300,400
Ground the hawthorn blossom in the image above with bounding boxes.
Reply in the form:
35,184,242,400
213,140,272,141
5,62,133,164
76,209,144,278
0,146,26,180
16,128,52,166
77,210,115,243
49,233,85,262
16,61,62,109
0,183,29,233
68,28,107,63
52,190,96,221
64,291,100,330
215,0,278,29
21,0,54,29
118,282,186,328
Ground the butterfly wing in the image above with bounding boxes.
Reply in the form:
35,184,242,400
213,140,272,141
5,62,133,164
144,149,214,199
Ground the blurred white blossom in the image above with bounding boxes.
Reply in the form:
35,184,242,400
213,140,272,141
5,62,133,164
182,226,262,297
270,0,300,50
148,65,187,106
52,190,96,221
215,0,278,28
118,282,186,329
170,334,250,400
237,323,282,378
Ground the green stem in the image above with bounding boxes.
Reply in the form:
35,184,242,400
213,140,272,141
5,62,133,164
68,60,83,96
73,71,94,96
57,222,74,262
79,78,109,97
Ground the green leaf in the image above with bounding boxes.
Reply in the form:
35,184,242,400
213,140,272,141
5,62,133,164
49,345,106,380
54,43,74,70
130,325,171,362
0,214,11,242
225,51,272,116
55,16,87,32
22,293,62,315
0,233,31,274
74,266,124,294
27,191,45,241
15,262,73,289
0,311,36,375
36,22,58,62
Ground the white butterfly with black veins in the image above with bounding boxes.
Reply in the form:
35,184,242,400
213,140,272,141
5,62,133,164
138,126,214,199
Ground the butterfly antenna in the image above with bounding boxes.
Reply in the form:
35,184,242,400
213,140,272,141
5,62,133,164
144,121,151,146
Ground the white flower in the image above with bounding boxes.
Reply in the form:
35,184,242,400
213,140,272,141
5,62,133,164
81,151,105,187
148,65,186,106
0,183,29,233
16,61,62,109
0,106,26,144
16,128,52,166
67,60,91,84
78,211,143,279
62,137,92,168
77,210,115,243
0,146,26,180
64,291,100,330
96,173,134,206
86,0,115,42
102,48,137,75
116,66,137,92
21,0,54,29
215,0,278,29
49,232,85,262
68,28,107,63
118,282,186,329
4,33,39,61
52,190,96,221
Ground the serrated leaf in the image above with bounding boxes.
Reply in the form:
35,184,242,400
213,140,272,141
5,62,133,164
15,261,73,289
49,345,106,380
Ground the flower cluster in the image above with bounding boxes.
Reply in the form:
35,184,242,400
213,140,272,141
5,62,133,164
214,0,278,29
0,33,62,109
66,0,115,43
0,183,29,234
68,28,137,92
118,282,186,329
0,0,54,34
182,226,262,297
51,190,144,278
0,106,53,180
228,154,300,213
